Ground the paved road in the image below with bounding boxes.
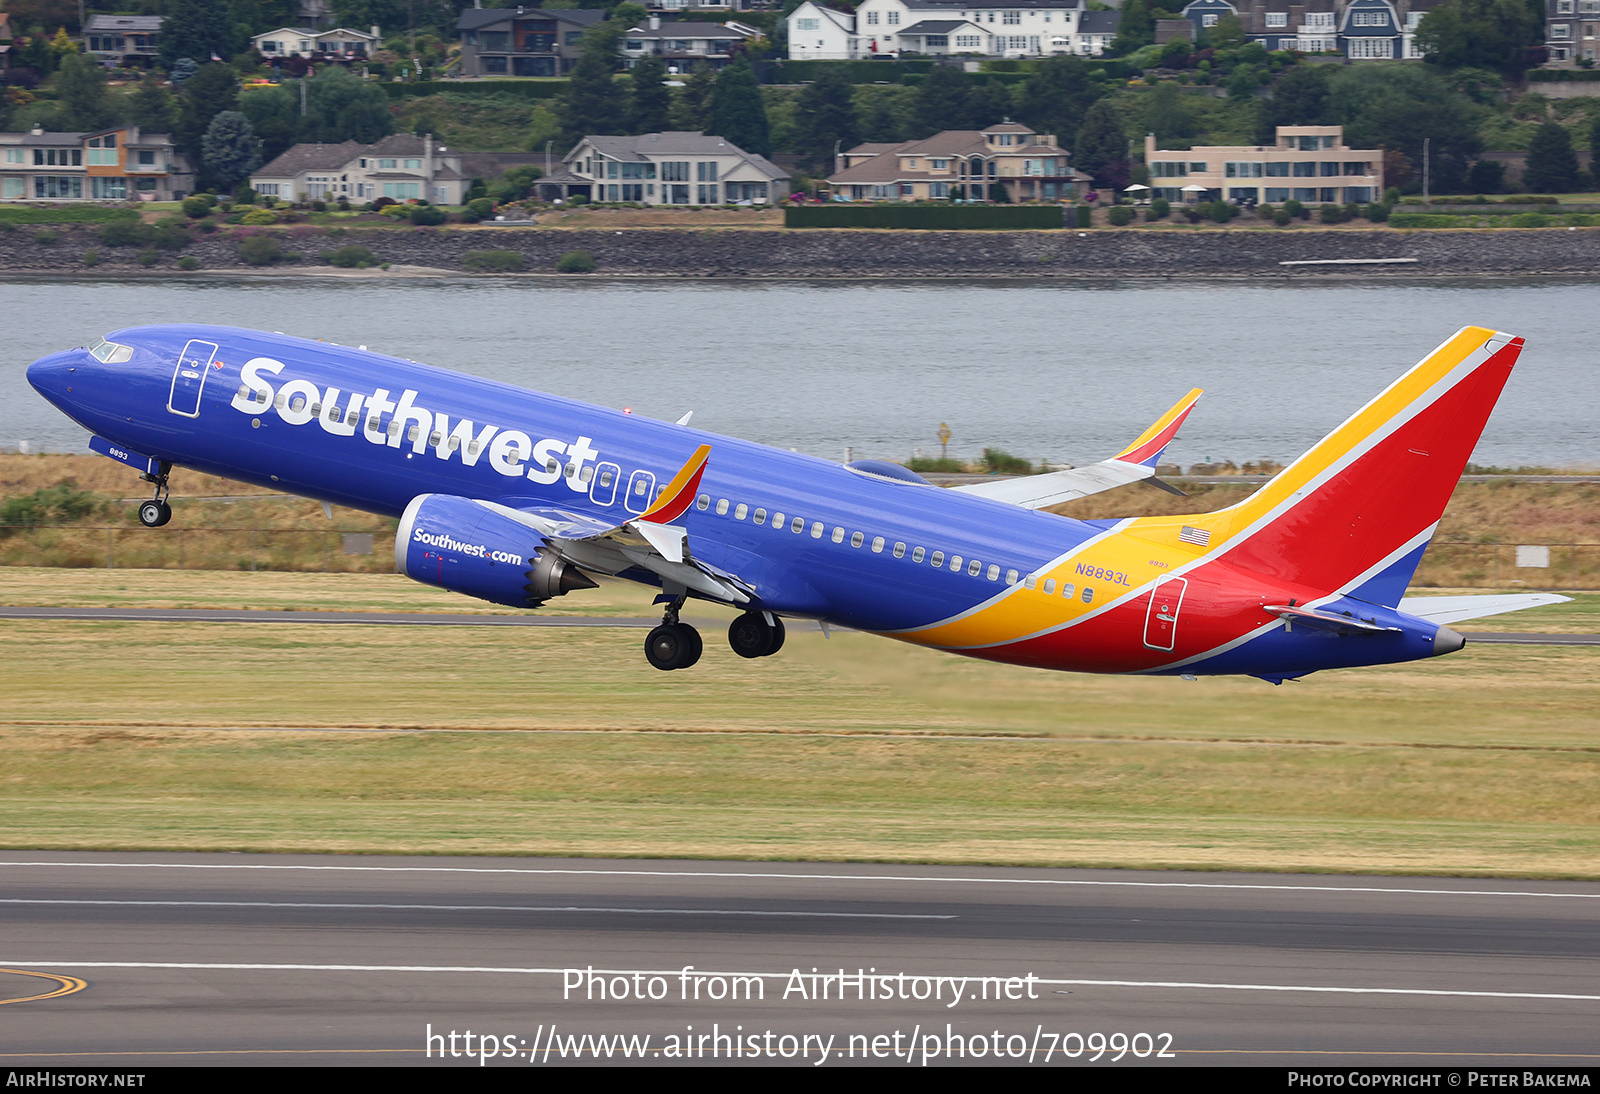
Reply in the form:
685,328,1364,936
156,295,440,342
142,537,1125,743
1,852,1597,1067
0,606,1591,645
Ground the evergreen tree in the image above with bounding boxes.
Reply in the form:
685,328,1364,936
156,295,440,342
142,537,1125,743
300,67,394,145
709,57,770,156
913,63,969,139
1415,0,1546,79
127,73,178,134
964,80,1013,130
793,67,859,170
1590,114,1600,174
202,111,261,191
53,51,119,131
1110,0,1154,54
175,63,240,173
629,54,673,134
1523,122,1580,193
160,0,234,69
670,62,717,131
858,89,906,144
1254,64,1332,143
1017,56,1102,148
560,21,628,148
237,81,300,165
1073,98,1128,190
1143,80,1196,145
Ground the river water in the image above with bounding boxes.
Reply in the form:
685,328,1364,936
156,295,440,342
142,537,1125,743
2,274,1595,468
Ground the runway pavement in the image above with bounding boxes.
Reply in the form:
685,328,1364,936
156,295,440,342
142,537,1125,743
1,852,1598,1066
0,606,1589,644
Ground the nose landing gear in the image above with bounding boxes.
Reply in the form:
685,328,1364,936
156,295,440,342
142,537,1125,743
136,461,173,527
644,597,702,671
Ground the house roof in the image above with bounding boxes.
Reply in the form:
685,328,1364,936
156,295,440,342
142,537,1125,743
830,130,1074,185
255,140,363,177
85,14,163,32
1078,10,1121,32
985,122,1034,134
627,22,754,38
903,0,1082,8
367,134,455,156
457,8,608,30
899,20,977,34
16,131,88,146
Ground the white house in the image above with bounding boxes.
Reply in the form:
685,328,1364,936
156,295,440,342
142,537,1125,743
251,134,468,204
252,25,380,58
548,132,789,204
787,0,1119,59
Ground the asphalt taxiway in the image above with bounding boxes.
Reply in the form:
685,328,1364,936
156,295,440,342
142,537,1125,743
1,852,1598,1066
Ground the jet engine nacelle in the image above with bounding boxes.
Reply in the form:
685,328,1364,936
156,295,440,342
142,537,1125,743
396,493,596,609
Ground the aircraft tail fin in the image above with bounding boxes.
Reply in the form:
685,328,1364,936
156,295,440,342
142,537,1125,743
1129,327,1523,607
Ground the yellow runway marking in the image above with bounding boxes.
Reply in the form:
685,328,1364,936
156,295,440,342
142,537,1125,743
0,967,88,1006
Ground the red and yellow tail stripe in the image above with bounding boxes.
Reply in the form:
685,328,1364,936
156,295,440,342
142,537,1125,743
640,443,712,525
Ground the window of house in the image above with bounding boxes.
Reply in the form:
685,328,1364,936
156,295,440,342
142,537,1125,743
1225,161,1263,177
1189,162,1207,173
1003,10,1020,23
2,179,23,198
1264,187,1290,201
1151,162,1187,177
1202,13,1218,26
33,176,82,198
5,148,25,164
797,17,819,29
927,34,948,45
955,34,982,46
91,177,127,199
404,158,422,169
1557,0,1575,10
1348,36,1393,56
887,11,900,23
1265,12,1288,27
1305,11,1334,27
662,161,689,181
1352,11,1386,25
1264,162,1289,177
866,11,879,24
1293,161,1317,177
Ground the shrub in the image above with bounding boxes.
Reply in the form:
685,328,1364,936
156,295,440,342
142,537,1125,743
81,250,99,266
1383,187,1402,205
461,197,496,223
1343,201,1361,222
1508,212,1553,228
233,185,257,206
567,194,590,206
322,244,378,268
182,196,212,219
371,196,397,210
136,247,159,267
238,235,283,266
555,249,596,273
33,229,59,244
1364,202,1389,223
177,256,199,271
1183,206,1204,223
0,481,103,527
99,220,146,247
1208,201,1238,223
1273,209,1292,226
1074,205,1091,228
311,200,327,212
1283,198,1305,220
1107,205,1134,226
409,205,447,226
982,448,1034,475
1318,204,1344,224
462,249,525,272
1150,197,1170,219
150,217,191,250
905,456,965,473
241,208,279,226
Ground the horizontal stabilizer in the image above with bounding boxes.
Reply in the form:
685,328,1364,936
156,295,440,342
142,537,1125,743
1398,593,1572,625
953,388,1201,510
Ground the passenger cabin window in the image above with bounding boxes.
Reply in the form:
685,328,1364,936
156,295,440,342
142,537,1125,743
753,508,766,525
697,494,710,510
850,531,864,548
893,543,906,558
734,503,747,520
810,522,823,538
930,551,944,567
832,527,845,543
871,537,885,553
1044,579,1056,594
791,517,804,534
716,499,729,515
772,512,785,529
912,547,925,563
950,555,963,571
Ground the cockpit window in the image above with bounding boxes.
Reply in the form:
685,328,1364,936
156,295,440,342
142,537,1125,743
88,337,134,364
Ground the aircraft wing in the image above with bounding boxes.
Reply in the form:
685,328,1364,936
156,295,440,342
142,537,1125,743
493,444,754,606
951,388,1202,510
1397,593,1573,625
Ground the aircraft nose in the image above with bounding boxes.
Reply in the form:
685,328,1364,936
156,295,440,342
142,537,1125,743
26,349,89,408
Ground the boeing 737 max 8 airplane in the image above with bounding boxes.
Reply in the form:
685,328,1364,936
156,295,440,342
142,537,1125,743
26,324,1564,680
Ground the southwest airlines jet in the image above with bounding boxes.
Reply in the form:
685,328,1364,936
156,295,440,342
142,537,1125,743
26,324,1563,680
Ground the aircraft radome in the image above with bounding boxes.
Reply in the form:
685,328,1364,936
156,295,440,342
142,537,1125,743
27,325,1566,680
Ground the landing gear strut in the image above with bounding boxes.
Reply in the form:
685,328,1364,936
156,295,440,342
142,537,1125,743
644,596,702,671
728,611,785,659
136,461,172,528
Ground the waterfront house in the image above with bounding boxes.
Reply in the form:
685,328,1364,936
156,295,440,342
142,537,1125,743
787,0,1120,60
83,14,163,67
622,16,762,70
0,125,194,201
455,7,607,77
827,122,1089,202
251,25,380,59
1145,124,1384,205
251,134,469,204
548,132,788,204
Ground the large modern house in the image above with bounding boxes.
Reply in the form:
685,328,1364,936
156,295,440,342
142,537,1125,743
540,132,789,204
0,125,194,201
1146,125,1384,205
1176,0,1436,59
251,134,469,204
622,16,762,70
455,7,608,76
827,122,1090,202
787,0,1121,60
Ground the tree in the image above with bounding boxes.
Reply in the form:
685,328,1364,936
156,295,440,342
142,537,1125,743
202,111,262,191
1109,0,1154,54
709,57,770,156
629,54,672,134
160,0,235,69
52,51,119,132
560,20,628,148
127,73,178,134
1142,81,1196,145
237,82,300,165
792,67,859,171
1523,122,1580,193
1073,98,1128,190
1206,13,1247,49
857,88,906,144
1415,0,1546,79
1254,64,1332,142
913,63,969,139
299,67,394,145
964,79,1013,131
670,62,717,132
175,63,240,175
1,1,79,35
1329,64,1482,193
1017,56,1102,147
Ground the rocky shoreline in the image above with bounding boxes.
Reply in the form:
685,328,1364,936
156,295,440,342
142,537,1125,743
2,224,1599,278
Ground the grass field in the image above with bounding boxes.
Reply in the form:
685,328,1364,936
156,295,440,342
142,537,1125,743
1,568,1596,877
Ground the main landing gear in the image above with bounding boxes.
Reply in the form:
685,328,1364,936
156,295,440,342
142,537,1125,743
136,461,173,528
728,611,785,659
645,598,703,671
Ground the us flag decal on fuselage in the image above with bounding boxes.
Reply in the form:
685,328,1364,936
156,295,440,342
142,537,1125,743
1179,526,1211,547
